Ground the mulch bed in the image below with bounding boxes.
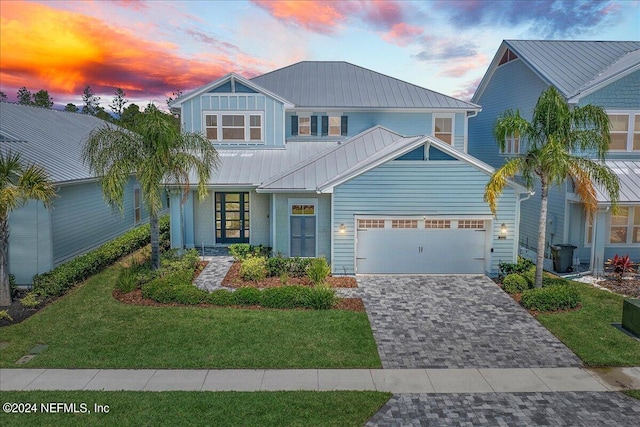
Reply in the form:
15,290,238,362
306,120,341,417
221,261,358,288
113,288,364,312
597,278,640,298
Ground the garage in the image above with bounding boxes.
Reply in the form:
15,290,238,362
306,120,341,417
355,218,489,274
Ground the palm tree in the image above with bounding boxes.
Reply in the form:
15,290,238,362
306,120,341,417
1,151,56,306
484,87,619,288
83,105,219,270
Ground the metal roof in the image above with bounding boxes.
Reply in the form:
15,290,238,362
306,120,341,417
251,61,480,110
0,102,106,183
473,40,640,103
596,160,640,204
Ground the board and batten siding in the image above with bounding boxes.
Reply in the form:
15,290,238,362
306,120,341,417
468,58,549,168
8,200,53,284
50,179,151,266
332,160,518,275
180,94,285,147
273,193,331,260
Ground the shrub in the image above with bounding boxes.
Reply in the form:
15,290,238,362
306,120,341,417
542,277,569,287
279,273,289,285
0,310,12,322
240,256,267,282
499,256,534,276
266,255,289,277
233,287,262,305
115,267,139,293
19,292,40,309
261,286,311,309
141,270,193,303
229,244,272,261
502,273,529,294
32,216,170,298
305,286,336,310
288,257,312,278
521,284,580,312
172,285,208,305
605,254,635,281
307,257,331,286
206,289,236,306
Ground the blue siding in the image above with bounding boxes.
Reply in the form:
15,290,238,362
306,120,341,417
286,111,467,151
397,145,424,160
428,146,457,161
180,94,285,147
518,182,568,257
333,160,518,275
8,201,52,284
468,59,549,168
50,178,153,265
579,70,640,109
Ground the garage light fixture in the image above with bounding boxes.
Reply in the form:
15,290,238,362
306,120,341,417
499,223,507,239
339,223,346,234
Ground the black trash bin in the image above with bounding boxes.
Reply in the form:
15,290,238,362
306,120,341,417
551,244,577,273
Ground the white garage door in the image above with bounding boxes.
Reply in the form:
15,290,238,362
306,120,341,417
356,218,487,274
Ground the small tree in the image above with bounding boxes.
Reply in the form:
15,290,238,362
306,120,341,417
83,106,220,270
109,88,128,117
64,103,79,113
33,90,54,108
16,87,33,105
0,92,7,102
484,87,619,288
82,85,100,115
0,152,56,306
118,103,141,129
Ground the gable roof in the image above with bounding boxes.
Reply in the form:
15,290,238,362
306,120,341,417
251,61,480,110
0,102,106,183
473,40,640,103
169,72,294,109
258,126,528,193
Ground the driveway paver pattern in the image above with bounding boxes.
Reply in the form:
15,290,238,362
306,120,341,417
366,392,640,426
353,275,582,369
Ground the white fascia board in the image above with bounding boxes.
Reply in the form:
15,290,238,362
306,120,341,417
286,107,481,114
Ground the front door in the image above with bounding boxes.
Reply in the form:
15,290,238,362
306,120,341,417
215,192,249,244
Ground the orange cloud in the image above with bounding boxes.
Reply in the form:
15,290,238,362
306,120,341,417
0,1,265,103
252,0,346,34
381,23,423,46
437,54,488,78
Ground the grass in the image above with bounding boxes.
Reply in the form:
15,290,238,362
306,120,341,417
535,281,640,366
0,262,381,369
0,391,391,427
624,390,640,400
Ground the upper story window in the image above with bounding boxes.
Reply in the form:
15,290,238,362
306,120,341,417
204,111,263,143
291,115,346,137
433,115,453,144
609,206,640,244
328,116,341,136
500,132,520,155
498,48,518,66
299,116,312,136
607,113,640,152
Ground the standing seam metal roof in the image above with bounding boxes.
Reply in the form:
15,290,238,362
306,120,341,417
251,61,480,110
0,103,106,183
596,160,640,204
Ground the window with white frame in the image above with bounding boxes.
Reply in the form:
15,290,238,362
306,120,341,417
298,116,311,136
607,113,640,152
328,116,341,136
500,131,520,155
585,214,593,244
433,115,453,144
609,206,640,244
203,112,264,143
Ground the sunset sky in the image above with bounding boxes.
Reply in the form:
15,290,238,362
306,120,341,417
1,0,638,109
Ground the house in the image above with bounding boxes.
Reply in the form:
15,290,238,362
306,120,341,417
0,103,160,284
469,40,640,274
168,61,529,275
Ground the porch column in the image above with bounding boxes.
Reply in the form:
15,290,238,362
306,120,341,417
591,208,608,276
169,191,183,249
184,191,195,248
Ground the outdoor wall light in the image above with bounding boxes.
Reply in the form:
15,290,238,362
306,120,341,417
499,223,507,239
339,223,346,234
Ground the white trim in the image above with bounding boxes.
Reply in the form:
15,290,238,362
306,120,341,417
432,113,455,146
202,110,265,144
606,111,640,152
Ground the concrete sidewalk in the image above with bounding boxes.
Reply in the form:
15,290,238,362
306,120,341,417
2,367,639,393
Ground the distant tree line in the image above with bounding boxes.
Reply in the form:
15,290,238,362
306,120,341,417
0,85,183,130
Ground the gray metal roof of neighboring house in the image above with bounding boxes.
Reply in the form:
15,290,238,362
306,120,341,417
0,102,106,183
596,160,640,204
504,40,640,99
251,61,480,110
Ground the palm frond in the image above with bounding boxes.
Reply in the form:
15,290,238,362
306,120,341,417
484,157,527,216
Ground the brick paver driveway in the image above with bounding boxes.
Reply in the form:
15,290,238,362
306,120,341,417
350,275,582,369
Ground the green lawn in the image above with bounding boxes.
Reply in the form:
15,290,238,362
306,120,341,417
0,391,391,427
0,264,381,369
535,282,640,366
624,390,640,400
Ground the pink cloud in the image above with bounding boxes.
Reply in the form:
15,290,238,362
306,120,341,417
251,0,347,34
381,22,424,46
452,77,482,102
437,54,488,78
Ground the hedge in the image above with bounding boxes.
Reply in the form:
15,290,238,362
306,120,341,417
521,283,580,312
33,215,170,297
502,273,529,294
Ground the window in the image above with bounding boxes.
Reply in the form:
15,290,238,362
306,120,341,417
424,220,450,229
610,207,629,244
434,116,453,144
498,48,518,66
501,132,520,155
133,188,141,224
392,219,417,229
586,215,593,244
328,116,341,136
298,116,311,136
203,112,263,143
358,219,385,229
634,208,640,243
458,220,485,229
607,113,640,152
291,204,315,215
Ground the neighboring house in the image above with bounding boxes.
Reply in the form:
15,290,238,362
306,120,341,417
469,40,640,274
0,103,160,284
168,61,528,275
